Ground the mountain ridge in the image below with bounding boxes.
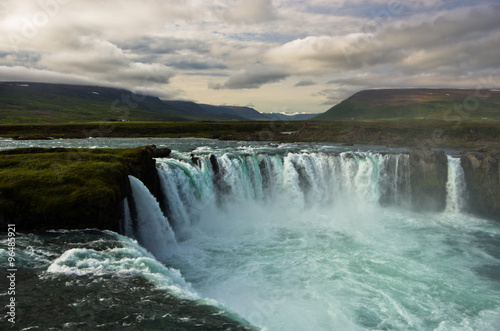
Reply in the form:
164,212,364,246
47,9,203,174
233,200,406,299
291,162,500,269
0,82,314,123
313,88,500,121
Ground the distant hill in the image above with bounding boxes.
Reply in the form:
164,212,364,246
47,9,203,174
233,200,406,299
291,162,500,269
313,89,500,121
198,104,266,121
0,82,184,123
264,113,316,121
0,82,309,123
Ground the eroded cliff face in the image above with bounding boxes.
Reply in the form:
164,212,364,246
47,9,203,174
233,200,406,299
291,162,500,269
130,145,170,201
0,146,170,232
461,153,500,220
409,149,449,212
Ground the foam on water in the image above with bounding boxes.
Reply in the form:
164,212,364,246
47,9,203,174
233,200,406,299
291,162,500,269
167,205,500,330
46,234,198,300
150,150,500,331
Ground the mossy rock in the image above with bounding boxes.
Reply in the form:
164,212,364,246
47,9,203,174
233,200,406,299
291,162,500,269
0,147,162,231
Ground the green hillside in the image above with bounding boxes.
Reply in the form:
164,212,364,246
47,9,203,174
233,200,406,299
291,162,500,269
0,82,268,123
314,89,500,121
0,82,195,123
0,82,313,123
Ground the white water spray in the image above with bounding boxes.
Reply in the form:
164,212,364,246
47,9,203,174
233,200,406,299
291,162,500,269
445,156,467,213
115,145,500,331
156,152,412,225
128,176,177,260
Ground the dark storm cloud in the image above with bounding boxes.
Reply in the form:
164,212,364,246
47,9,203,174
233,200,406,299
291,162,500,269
295,80,317,87
209,66,288,89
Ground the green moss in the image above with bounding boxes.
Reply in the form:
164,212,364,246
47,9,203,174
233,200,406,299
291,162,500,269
0,148,149,230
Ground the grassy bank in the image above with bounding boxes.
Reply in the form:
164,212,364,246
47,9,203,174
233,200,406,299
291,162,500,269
0,147,155,231
314,89,500,121
0,121,304,139
284,121,500,152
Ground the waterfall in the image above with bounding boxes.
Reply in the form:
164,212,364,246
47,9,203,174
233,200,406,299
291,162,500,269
156,161,215,233
445,156,467,213
127,176,177,260
155,152,413,228
123,152,470,261
114,146,500,331
121,197,134,239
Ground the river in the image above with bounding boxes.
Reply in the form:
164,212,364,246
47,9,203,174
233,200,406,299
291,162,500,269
1,138,499,330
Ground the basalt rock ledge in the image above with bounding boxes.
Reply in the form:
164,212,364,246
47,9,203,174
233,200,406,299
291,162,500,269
0,145,169,231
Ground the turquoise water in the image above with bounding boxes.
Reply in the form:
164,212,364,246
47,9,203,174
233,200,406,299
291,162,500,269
1,138,499,330
155,148,500,330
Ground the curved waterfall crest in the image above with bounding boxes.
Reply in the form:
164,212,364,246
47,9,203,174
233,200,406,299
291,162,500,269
150,151,419,232
127,175,177,260
124,150,469,241
123,150,470,250
117,146,500,331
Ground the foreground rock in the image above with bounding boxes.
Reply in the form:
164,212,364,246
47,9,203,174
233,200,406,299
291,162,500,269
409,149,448,212
0,146,168,231
461,152,500,220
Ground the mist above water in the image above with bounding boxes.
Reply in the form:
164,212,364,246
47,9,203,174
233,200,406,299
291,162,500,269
133,148,500,330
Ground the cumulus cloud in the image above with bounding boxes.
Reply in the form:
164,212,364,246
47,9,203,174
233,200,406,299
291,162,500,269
0,0,498,112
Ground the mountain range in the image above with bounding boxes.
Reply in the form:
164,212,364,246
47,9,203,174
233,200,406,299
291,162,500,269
0,82,315,123
2,83,499,124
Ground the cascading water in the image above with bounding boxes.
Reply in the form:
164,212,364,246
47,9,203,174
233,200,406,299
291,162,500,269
1,137,497,330
120,197,134,238
119,143,499,331
445,156,467,213
157,152,412,227
127,175,177,260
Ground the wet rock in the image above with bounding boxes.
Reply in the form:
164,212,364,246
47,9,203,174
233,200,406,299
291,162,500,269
461,152,500,221
409,149,448,212
139,145,171,158
190,154,200,167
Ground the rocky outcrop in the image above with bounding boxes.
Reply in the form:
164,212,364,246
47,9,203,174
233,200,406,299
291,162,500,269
461,153,500,220
409,149,448,212
133,145,170,202
0,146,170,231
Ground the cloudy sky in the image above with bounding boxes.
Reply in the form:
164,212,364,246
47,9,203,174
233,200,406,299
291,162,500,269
1,0,499,114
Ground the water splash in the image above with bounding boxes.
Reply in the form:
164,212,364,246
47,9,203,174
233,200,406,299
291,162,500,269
156,152,413,227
